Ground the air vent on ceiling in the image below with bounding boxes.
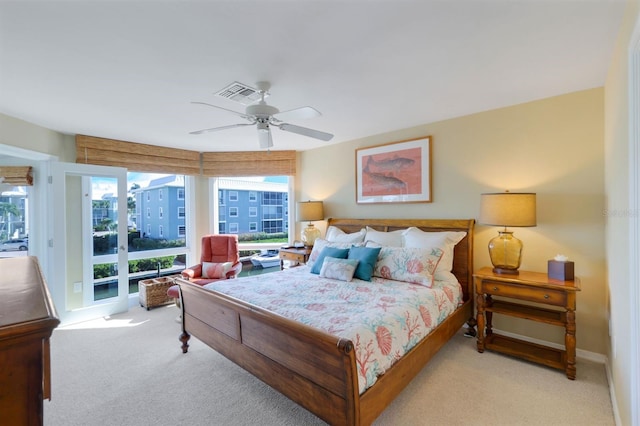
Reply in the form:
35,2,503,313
215,81,268,105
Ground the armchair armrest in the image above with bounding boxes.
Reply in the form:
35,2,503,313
182,264,202,279
228,261,243,279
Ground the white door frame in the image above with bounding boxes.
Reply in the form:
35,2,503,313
628,12,640,426
49,161,129,325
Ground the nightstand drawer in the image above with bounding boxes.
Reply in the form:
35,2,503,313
481,281,567,306
280,251,305,262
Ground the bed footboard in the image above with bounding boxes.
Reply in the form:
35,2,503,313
177,278,360,426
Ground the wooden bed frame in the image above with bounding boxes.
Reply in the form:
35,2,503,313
176,218,475,426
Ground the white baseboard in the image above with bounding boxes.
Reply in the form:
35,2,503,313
491,328,620,424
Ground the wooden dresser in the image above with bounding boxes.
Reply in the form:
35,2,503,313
0,256,59,425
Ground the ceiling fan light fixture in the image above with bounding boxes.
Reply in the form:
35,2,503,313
257,122,273,149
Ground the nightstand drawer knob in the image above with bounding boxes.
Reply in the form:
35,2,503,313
493,286,498,291
544,294,550,299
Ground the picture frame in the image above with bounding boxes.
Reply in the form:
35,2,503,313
356,136,432,204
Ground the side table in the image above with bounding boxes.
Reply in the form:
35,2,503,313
279,246,312,270
474,267,581,379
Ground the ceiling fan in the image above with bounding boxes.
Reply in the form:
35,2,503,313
190,81,334,149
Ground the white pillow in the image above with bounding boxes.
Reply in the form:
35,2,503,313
365,226,404,247
401,227,466,279
325,226,366,244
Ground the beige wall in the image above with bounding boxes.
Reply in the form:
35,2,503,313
0,113,75,161
300,88,607,355
604,1,640,425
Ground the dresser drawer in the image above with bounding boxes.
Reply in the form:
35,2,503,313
481,281,567,306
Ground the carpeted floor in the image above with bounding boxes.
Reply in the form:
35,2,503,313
44,304,615,425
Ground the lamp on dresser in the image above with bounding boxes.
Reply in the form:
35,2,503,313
297,200,324,246
479,191,537,275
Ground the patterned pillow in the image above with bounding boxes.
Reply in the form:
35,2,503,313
202,261,233,279
310,247,350,274
402,227,466,280
319,257,359,282
373,246,444,287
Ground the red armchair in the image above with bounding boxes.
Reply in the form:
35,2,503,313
167,234,242,300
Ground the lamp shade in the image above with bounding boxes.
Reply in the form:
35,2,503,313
297,201,324,222
479,193,536,227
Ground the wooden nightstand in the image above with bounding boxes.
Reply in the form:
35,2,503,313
279,247,312,270
474,267,581,379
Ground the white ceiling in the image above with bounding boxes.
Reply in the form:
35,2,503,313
0,1,626,153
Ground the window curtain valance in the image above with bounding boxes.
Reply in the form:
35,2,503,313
201,151,296,177
76,135,297,177
0,166,33,186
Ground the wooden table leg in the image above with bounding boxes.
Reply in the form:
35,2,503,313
565,309,577,380
476,292,486,353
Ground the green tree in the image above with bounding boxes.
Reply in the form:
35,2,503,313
0,202,21,240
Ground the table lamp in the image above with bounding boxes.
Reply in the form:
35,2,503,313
479,192,537,275
297,200,324,246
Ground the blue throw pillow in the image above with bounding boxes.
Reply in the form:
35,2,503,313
348,246,382,281
310,247,349,274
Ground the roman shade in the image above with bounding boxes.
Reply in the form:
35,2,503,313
0,166,33,186
76,135,297,177
76,135,201,176
201,151,296,177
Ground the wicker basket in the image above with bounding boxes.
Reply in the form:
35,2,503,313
138,275,180,310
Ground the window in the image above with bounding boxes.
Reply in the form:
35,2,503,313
0,185,29,259
91,173,190,299
213,176,290,251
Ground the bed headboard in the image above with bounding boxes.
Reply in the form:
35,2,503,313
326,218,475,303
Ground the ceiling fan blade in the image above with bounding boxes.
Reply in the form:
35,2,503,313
273,106,321,121
191,101,254,121
190,123,253,135
278,123,334,141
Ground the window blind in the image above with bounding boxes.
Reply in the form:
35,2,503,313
76,135,297,177
76,135,201,176
0,166,33,186
201,151,297,177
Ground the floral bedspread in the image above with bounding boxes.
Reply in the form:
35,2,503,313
203,266,463,394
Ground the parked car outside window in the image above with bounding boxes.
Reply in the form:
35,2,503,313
0,238,28,251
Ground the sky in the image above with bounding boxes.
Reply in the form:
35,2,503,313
91,174,279,200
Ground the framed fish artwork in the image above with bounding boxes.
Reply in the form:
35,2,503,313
356,136,432,204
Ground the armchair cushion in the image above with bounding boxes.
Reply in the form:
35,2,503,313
202,261,233,279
